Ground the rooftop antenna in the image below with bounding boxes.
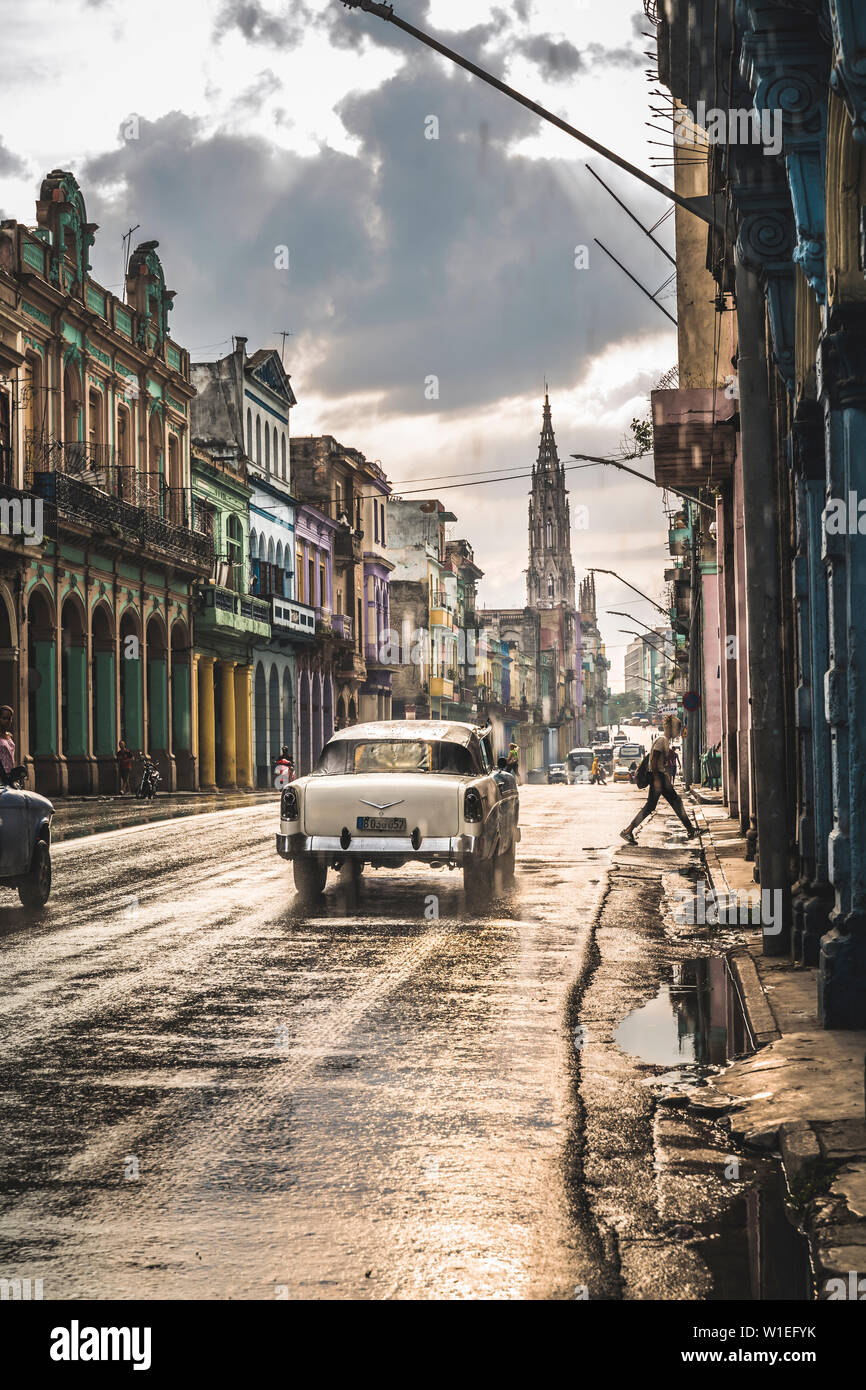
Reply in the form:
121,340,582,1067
121,224,140,298
275,330,293,364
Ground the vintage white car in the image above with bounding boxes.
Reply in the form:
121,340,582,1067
276,720,520,909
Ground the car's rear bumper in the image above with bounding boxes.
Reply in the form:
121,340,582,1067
277,831,472,863
276,827,520,864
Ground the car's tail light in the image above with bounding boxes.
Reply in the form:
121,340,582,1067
464,787,483,823
281,787,300,821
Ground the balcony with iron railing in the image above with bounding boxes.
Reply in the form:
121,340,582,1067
25,438,214,569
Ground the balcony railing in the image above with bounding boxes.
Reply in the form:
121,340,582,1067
331,611,353,641
199,584,270,627
272,596,316,638
334,526,363,563
33,470,214,569
25,439,203,532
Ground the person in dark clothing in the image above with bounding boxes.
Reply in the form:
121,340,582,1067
620,715,698,844
666,743,680,785
116,739,134,794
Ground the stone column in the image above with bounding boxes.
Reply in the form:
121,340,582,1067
218,659,237,789
197,655,217,792
234,664,253,790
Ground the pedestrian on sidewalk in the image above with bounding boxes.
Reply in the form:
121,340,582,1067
620,715,698,844
0,705,25,786
666,743,680,785
116,739,133,795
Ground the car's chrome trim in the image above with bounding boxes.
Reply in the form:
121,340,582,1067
276,832,480,861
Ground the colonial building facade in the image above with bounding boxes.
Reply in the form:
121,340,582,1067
0,171,213,794
652,0,866,1024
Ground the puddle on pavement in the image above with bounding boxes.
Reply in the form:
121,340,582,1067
614,956,753,1068
614,957,813,1299
696,1157,814,1301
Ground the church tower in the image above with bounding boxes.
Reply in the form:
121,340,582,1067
526,392,576,609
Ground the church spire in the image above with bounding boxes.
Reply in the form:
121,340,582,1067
526,391,575,610
535,390,561,476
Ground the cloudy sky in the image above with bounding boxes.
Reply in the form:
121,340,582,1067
0,0,681,689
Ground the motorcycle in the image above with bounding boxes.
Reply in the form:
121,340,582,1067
135,755,161,801
273,756,295,789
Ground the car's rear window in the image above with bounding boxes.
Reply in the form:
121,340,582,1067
313,740,478,776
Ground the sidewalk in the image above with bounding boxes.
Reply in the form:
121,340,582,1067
689,790,866,1296
48,789,278,842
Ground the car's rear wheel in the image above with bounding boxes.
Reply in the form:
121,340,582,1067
18,839,51,910
464,854,494,912
339,860,363,897
293,857,327,903
494,838,516,890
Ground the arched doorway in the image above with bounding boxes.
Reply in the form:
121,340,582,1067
146,615,170,786
348,695,357,726
254,661,268,787
171,620,193,788
91,603,116,791
119,608,143,751
268,666,280,769
311,671,323,766
0,585,16,714
336,694,346,731
298,670,311,776
282,668,293,761
61,594,89,792
322,674,333,746
27,588,57,790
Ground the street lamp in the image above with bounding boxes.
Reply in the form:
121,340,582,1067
339,2,721,229
587,568,670,619
569,453,716,515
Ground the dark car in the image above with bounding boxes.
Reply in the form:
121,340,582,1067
547,763,568,785
0,784,54,907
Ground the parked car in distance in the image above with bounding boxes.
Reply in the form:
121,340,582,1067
612,743,645,782
566,747,594,784
276,720,520,911
547,763,568,785
0,783,54,907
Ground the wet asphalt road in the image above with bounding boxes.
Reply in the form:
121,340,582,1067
0,776,661,1300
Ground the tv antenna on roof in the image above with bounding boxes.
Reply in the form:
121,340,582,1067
275,330,293,363
121,224,140,297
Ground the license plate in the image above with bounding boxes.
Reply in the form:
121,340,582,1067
356,816,407,833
